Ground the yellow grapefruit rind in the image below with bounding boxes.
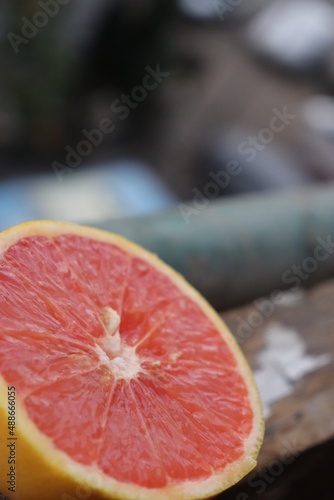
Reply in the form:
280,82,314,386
0,220,264,500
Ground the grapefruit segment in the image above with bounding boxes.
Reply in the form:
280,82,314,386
24,367,114,466
120,257,182,347
4,236,105,339
54,234,132,314
0,221,264,500
0,329,97,395
0,261,62,334
97,381,168,488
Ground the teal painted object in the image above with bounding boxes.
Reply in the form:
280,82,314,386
96,184,334,310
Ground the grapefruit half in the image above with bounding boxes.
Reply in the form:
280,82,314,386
0,221,263,500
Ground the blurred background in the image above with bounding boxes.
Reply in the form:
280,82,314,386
2,3,334,500
2,0,334,229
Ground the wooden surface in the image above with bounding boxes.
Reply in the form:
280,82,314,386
219,279,334,499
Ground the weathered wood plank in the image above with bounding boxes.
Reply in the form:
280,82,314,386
220,280,334,498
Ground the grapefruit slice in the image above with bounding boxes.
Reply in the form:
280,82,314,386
0,221,263,500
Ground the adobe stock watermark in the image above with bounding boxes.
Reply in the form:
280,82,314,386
7,0,71,54
179,160,242,224
61,470,103,500
236,439,303,499
237,107,296,162
52,65,170,182
179,106,296,224
213,0,245,21
236,235,334,344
